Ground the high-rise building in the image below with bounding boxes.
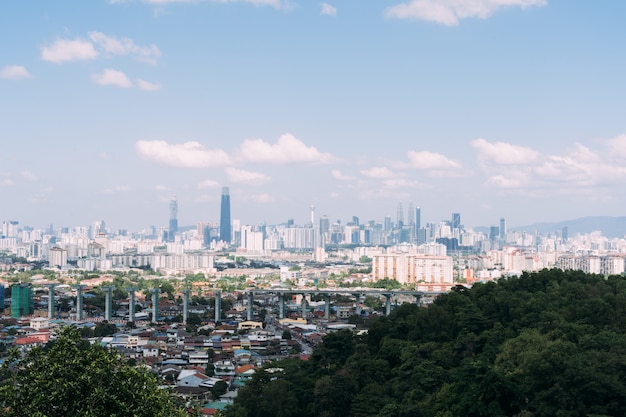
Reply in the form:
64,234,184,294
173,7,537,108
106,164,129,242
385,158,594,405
397,203,404,228
500,218,506,240
219,187,231,243
11,283,33,318
169,195,178,242
407,202,415,225
452,213,461,230
415,206,421,230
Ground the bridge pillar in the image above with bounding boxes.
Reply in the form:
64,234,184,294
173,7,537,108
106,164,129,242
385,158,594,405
414,294,422,307
182,289,190,324
44,284,56,319
214,290,221,322
103,286,114,321
278,293,285,319
324,294,331,320
128,288,136,323
151,288,160,323
73,285,86,321
384,294,392,316
247,291,254,321
301,294,307,320
354,293,362,316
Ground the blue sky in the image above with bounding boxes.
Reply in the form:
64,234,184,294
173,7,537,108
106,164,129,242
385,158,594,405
2,0,626,231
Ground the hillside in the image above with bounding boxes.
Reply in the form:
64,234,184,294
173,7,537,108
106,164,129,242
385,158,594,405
226,269,626,417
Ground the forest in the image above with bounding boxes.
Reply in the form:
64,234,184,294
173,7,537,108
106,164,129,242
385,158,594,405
226,269,626,417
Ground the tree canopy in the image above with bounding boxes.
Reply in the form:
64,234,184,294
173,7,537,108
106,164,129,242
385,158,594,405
0,327,186,417
227,269,626,417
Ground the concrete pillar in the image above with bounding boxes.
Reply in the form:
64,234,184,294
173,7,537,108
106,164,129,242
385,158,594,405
384,294,392,316
44,284,56,319
301,294,307,320
324,294,331,320
354,293,362,316
103,286,114,321
182,289,190,324
151,288,160,323
247,291,254,321
128,288,136,323
278,292,285,319
214,290,221,322
414,294,422,307
73,285,86,321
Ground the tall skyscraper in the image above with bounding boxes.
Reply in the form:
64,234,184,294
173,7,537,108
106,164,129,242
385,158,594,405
407,202,415,225
169,195,178,242
219,187,231,243
500,218,506,240
452,213,461,230
415,206,421,230
396,203,404,228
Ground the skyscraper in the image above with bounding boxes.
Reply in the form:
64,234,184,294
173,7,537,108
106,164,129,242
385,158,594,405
220,187,231,244
396,202,404,228
169,195,178,242
452,213,461,230
415,206,421,230
500,218,506,240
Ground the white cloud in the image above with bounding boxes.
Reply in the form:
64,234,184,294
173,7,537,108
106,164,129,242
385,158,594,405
239,133,335,164
41,38,99,63
91,68,133,88
136,78,161,91
407,150,461,169
247,193,275,203
331,169,356,181
385,0,546,26
485,174,527,189
155,185,170,191
136,140,231,167
88,31,161,64
21,170,38,181
382,178,424,189
42,186,55,193
471,138,540,165
226,167,270,185
210,0,291,9
197,179,220,189
0,65,31,80
605,134,626,159
360,166,399,179
0,179,14,187
100,185,131,195
321,2,337,16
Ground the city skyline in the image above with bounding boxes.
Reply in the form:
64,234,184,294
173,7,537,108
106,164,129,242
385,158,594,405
2,1,626,230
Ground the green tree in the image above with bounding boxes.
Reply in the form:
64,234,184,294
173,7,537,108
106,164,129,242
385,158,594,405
0,327,186,417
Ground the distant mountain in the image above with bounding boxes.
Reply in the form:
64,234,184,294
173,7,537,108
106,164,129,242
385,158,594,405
508,216,626,238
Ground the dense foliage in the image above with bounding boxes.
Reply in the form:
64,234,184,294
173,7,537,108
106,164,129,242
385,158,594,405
227,269,626,417
0,327,186,417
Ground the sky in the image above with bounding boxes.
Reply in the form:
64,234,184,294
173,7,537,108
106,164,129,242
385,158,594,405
2,0,626,232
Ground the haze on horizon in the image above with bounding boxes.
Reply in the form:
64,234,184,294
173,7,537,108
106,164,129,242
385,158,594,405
2,1,626,231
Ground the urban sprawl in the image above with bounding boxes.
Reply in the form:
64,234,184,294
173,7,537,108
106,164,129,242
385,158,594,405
0,187,622,414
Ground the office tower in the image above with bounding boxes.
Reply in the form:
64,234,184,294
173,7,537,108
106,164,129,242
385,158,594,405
415,206,421,230
169,195,178,242
11,283,33,318
489,226,500,242
562,226,568,241
500,218,506,240
384,216,392,232
407,202,415,225
310,205,315,227
397,202,404,228
352,216,359,226
219,187,231,243
452,213,461,230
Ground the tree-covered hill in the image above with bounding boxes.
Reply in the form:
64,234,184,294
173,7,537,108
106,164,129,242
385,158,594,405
227,269,626,417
